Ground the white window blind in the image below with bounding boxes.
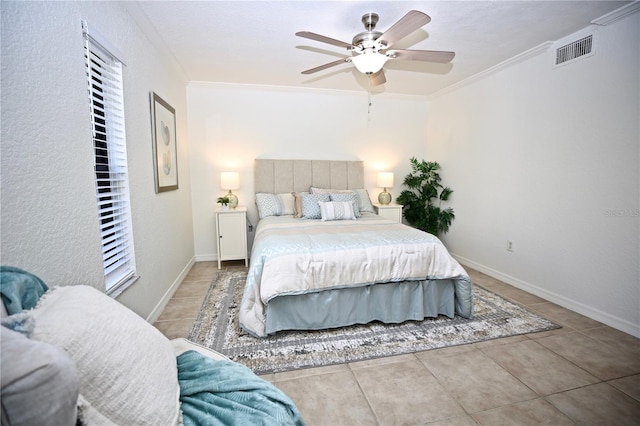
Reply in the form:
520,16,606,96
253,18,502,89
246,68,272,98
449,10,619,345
83,22,137,295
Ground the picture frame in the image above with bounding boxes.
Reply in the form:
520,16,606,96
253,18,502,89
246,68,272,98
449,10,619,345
151,92,178,193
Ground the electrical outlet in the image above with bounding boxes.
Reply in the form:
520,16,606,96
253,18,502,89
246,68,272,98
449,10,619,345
507,240,514,252
248,224,254,232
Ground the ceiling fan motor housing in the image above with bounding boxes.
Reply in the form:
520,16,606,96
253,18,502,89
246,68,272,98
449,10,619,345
352,31,383,50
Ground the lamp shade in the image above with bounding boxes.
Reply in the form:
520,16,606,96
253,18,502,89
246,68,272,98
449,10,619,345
220,172,239,190
351,50,389,74
377,172,394,188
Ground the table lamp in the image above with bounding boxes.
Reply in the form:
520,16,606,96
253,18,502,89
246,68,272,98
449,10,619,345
377,172,394,205
221,172,239,209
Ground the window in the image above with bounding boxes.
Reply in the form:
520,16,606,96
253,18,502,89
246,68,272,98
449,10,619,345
83,22,137,295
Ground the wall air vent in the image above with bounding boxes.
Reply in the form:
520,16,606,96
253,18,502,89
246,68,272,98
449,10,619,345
555,35,594,66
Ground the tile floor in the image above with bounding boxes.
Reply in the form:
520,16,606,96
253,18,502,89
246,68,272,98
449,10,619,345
154,261,640,425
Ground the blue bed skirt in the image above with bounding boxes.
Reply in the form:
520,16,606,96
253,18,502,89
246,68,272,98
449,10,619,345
265,279,459,335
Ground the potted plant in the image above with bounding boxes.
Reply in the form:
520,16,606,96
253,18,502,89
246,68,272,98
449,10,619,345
216,196,230,211
396,157,455,236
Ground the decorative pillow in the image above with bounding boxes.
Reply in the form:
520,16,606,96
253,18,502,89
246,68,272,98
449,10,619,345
310,186,352,195
30,286,181,426
329,193,361,218
354,188,375,213
292,192,304,218
279,193,296,215
318,201,357,221
255,193,296,219
1,326,80,426
310,187,375,213
300,193,330,219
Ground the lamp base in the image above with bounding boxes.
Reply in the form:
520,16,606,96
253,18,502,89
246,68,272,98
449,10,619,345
227,191,238,209
378,190,391,205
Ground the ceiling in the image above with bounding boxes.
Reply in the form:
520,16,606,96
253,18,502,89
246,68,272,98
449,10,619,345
128,1,632,97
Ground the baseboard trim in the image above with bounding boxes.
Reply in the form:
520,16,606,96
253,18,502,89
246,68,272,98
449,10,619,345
195,253,216,262
146,256,196,324
452,254,640,338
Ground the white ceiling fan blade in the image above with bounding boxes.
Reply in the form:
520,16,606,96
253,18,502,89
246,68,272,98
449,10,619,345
377,10,431,48
387,49,455,63
301,58,350,74
295,31,353,50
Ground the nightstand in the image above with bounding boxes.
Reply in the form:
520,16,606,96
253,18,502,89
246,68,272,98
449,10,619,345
215,207,248,269
373,203,403,223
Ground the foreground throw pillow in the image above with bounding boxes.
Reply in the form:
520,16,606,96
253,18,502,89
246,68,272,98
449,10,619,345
30,286,181,426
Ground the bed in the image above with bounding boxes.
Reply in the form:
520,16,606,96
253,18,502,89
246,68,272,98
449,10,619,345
239,159,473,338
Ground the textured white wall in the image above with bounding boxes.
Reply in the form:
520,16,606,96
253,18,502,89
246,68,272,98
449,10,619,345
0,1,194,320
186,83,429,259
1,1,103,287
427,13,639,336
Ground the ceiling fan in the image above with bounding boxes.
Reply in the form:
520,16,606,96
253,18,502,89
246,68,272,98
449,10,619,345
296,10,455,86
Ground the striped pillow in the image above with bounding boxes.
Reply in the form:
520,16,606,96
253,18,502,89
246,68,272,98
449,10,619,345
318,201,357,221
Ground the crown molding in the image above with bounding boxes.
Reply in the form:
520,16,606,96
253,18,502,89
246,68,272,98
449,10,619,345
592,1,640,26
428,41,553,100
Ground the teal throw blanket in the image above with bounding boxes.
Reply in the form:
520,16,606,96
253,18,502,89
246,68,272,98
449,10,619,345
0,266,48,314
177,350,305,426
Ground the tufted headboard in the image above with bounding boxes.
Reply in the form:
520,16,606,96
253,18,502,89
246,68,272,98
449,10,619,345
254,159,364,193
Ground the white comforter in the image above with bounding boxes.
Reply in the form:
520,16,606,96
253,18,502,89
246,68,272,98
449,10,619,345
239,214,470,337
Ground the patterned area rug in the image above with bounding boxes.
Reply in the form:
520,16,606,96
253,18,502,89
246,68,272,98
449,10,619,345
188,271,560,375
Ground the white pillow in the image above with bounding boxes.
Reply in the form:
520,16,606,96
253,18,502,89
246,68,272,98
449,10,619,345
318,201,357,221
30,286,180,426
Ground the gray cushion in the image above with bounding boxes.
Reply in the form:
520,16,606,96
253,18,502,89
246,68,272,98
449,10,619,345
1,326,79,426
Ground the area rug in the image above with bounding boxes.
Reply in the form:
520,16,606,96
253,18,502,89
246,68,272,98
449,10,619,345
188,271,561,375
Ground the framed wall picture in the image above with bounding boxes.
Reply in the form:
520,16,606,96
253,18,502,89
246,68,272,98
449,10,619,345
151,92,178,192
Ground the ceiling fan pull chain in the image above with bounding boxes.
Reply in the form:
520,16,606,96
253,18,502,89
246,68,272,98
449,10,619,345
367,78,372,119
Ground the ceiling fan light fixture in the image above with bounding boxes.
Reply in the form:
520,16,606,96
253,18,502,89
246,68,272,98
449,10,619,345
351,50,388,74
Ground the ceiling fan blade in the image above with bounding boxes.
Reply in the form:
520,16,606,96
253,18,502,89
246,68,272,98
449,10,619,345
377,10,431,48
387,49,455,63
296,31,353,50
370,69,386,86
301,58,349,74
